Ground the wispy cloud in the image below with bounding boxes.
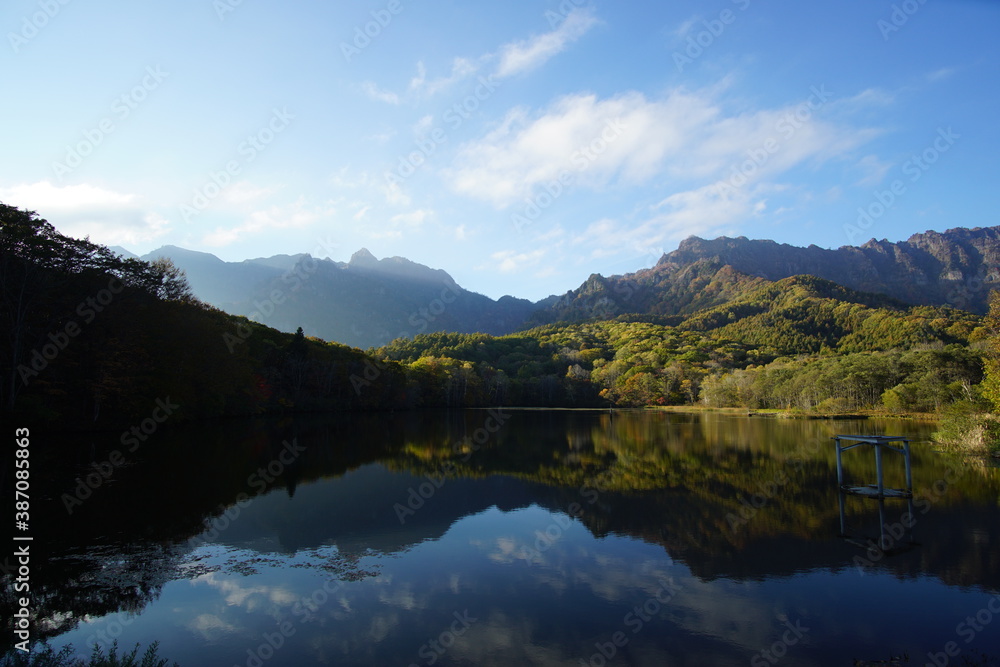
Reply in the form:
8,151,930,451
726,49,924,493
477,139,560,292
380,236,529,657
356,9,596,109
201,198,334,247
567,184,751,263
362,81,401,105
854,154,893,187
926,67,956,83
495,8,599,78
370,208,433,240
390,209,431,226
447,84,880,210
489,248,547,273
669,15,699,43
220,181,278,205
409,58,479,97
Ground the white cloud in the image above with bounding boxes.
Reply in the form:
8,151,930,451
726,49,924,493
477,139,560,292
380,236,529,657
447,90,706,207
1,181,135,210
0,180,169,246
495,8,599,78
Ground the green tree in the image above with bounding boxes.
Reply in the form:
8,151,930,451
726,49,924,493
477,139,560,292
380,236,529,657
980,290,1000,410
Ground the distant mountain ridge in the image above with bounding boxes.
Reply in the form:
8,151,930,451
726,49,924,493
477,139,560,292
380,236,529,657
659,227,1000,313
533,225,1000,325
134,224,999,348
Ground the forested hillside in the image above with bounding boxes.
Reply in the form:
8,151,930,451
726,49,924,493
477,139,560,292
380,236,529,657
374,295,984,411
1,205,405,424
2,203,995,425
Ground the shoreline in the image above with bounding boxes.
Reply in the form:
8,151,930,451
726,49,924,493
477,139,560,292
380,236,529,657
647,405,941,421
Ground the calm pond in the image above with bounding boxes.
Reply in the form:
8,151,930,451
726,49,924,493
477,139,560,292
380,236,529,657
20,410,1000,666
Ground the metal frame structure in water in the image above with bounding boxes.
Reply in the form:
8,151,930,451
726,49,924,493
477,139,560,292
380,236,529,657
833,434,913,499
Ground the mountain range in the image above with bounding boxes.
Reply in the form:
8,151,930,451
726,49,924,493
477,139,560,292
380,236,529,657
116,245,535,348
125,225,1000,348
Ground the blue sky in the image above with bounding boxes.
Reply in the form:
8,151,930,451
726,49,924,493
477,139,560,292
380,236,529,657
2,0,998,301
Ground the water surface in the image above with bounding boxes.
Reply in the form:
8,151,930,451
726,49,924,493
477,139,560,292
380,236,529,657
15,410,1000,666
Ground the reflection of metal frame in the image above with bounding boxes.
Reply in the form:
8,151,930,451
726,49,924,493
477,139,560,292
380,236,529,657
837,491,920,555
833,435,913,499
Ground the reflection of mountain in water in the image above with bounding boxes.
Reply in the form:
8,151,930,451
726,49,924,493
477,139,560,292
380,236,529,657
6,410,999,649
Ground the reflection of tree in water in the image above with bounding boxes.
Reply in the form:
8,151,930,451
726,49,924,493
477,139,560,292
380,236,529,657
180,545,381,580
0,533,386,654
0,414,399,654
1,541,183,650
389,410,1000,591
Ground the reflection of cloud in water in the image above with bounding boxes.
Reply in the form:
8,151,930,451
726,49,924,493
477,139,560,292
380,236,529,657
669,578,796,654
483,536,523,564
455,507,803,661
187,613,240,640
377,582,419,611
194,571,298,611
367,610,400,643
176,506,821,665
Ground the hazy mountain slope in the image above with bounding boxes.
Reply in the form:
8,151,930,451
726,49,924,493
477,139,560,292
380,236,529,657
139,246,536,348
246,250,537,348
141,245,285,307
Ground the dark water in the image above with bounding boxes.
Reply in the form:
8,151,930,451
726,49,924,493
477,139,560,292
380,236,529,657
11,409,1000,666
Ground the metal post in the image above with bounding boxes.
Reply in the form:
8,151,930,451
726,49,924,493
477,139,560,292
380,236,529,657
838,490,847,536
835,438,843,488
874,441,884,498
903,440,912,495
